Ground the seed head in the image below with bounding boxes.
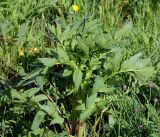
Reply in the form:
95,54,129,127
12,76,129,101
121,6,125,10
138,124,143,129
148,81,155,88
134,108,139,113
122,84,128,91
153,98,158,104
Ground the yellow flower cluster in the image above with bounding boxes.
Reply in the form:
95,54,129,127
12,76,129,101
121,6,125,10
72,4,79,12
29,47,39,54
18,47,39,57
18,48,24,56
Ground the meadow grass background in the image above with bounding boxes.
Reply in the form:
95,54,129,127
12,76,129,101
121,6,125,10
0,0,160,137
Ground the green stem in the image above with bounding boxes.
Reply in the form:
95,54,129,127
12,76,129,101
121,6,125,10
71,69,93,136
104,0,108,31
81,69,93,100
78,121,86,137
71,94,78,135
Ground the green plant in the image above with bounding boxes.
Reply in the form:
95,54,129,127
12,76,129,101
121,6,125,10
1,0,160,137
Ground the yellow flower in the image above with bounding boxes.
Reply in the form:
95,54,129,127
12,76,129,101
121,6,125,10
18,48,24,56
29,47,34,54
29,47,39,54
72,4,79,12
33,47,39,53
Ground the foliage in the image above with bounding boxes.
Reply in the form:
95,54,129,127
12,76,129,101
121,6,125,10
0,0,160,137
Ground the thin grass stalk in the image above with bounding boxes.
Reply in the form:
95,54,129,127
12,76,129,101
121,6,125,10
103,0,108,31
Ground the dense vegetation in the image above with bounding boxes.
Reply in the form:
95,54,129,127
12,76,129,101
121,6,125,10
0,0,160,136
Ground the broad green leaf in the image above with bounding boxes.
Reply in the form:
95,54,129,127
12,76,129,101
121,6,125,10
38,58,58,67
24,68,42,81
86,93,97,108
85,77,105,109
99,87,115,93
85,36,95,48
92,77,105,94
56,23,62,40
39,102,64,124
77,40,89,55
120,53,155,84
60,26,71,42
23,88,40,98
31,110,45,131
31,94,48,102
63,69,72,77
84,19,100,33
114,21,133,39
68,60,77,69
55,18,67,28
89,57,101,70
41,67,49,75
71,39,77,50
36,76,45,91
135,67,155,84
95,99,108,108
11,89,26,102
48,24,56,35
50,117,64,125
75,102,85,111
80,77,105,120
121,53,142,71
57,46,69,63
108,47,122,54
73,68,82,91
95,34,108,48
48,131,56,137
112,50,122,72
39,103,55,116
80,105,96,121
14,65,26,76
17,79,35,87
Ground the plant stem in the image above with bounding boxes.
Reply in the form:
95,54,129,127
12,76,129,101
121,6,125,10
104,0,108,31
71,94,78,135
78,121,86,137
